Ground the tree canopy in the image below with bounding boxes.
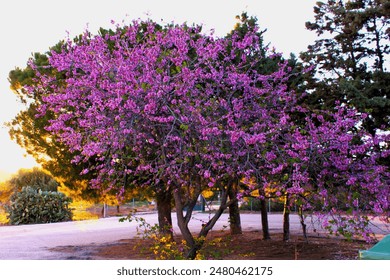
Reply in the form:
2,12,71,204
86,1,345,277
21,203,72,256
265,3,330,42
301,0,390,135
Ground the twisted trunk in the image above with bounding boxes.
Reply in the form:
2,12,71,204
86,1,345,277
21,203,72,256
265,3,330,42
174,182,233,259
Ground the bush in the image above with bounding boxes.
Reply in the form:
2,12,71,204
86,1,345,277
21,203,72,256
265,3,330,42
8,168,59,193
5,186,73,225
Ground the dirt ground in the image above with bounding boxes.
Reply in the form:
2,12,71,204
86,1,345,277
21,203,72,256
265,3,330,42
50,230,370,260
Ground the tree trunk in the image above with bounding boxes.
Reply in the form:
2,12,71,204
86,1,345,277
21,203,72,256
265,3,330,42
186,240,204,260
173,183,232,259
173,189,196,257
101,203,108,218
156,189,173,237
228,183,242,235
283,194,290,241
298,206,308,243
260,198,271,240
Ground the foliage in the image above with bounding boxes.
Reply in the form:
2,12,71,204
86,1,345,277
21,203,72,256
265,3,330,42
7,167,59,193
0,210,8,224
1,168,62,220
0,184,9,223
0,181,13,205
7,40,112,204
5,186,73,225
301,0,390,134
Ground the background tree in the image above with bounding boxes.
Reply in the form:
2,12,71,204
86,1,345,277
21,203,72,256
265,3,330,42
0,181,13,207
0,167,60,209
7,167,59,192
7,47,101,202
301,0,390,135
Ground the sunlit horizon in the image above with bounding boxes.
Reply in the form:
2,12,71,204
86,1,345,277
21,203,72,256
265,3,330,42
0,127,39,176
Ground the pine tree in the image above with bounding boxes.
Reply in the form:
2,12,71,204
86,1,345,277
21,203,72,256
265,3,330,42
301,0,390,135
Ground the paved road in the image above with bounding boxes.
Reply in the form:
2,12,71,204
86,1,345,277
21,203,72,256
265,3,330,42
0,212,388,259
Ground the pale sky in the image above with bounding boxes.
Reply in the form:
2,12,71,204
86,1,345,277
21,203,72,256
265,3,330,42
0,0,317,174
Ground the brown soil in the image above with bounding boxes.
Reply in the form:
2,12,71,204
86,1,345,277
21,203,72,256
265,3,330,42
50,230,370,260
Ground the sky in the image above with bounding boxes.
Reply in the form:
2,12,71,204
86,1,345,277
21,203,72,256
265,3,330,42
0,0,318,175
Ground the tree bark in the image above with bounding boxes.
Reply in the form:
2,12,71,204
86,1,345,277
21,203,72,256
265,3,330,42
101,203,108,218
173,188,196,254
260,198,271,240
283,194,290,241
298,206,308,243
155,188,173,237
228,182,242,235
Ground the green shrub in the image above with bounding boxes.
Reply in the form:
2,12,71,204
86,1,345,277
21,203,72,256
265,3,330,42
5,186,73,225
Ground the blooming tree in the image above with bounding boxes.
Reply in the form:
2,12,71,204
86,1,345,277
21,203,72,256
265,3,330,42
256,104,390,241
30,18,389,257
